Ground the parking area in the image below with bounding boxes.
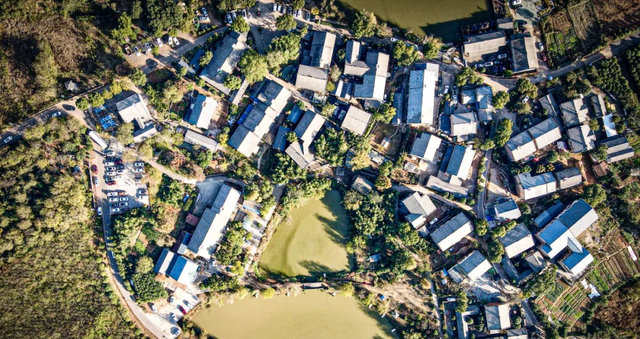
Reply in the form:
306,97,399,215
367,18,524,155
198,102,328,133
147,288,200,338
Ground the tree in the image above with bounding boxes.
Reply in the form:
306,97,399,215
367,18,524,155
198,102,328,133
349,134,372,171
455,291,468,313
286,131,298,143
455,67,484,87
231,16,250,33
115,122,135,145
494,119,513,147
492,91,509,109
337,282,355,297
372,103,396,123
291,0,305,10
177,66,187,78
111,13,136,43
136,256,154,273
276,14,297,31
224,75,242,90
589,119,600,131
351,10,377,39
76,97,89,110
423,36,442,60
518,203,531,215
375,175,391,190
129,68,147,86
238,50,268,84
163,85,182,104
111,80,123,96
330,64,341,82
547,150,559,163
132,273,168,302
200,50,213,67
492,226,506,238
321,103,336,117
487,237,504,263
475,219,489,236
479,139,495,150
582,184,606,207
514,77,537,99
131,0,143,20
262,287,276,299
89,92,104,107
342,190,362,211
591,144,608,162
33,41,58,94
393,42,419,67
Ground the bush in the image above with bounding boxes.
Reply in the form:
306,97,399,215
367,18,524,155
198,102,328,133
132,273,167,302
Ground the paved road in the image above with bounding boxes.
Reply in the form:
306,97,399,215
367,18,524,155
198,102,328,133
474,109,505,219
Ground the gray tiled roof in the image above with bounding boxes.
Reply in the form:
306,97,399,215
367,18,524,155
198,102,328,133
501,223,535,258
560,98,589,128
529,117,562,149
430,213,473,250
554,167,583,190
199,32,247,95
445,145,475,179
295,65,329,93
567,125,596,153
188,94,218,129
341,106,371,136
406,63,439,125
184,130,218,151
463,31,507,62
353,51,389,101
450,112,478,136
505,131,536,162
451,250,491,282
510,36,539,73
116,92,152,125
310,31,336,69
409,132,442,163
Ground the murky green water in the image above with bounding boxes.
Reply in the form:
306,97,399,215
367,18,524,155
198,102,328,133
338,0,493,41
259,191,350,278
193,290,398,339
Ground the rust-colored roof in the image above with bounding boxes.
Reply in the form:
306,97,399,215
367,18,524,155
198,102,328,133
185,213,200,226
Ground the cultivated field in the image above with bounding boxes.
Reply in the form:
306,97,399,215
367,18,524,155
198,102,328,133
542,11,582,66
567,0,601,49
593,0,640,35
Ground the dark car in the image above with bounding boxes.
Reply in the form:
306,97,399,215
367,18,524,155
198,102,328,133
62,104,76,111
178,305,187,314
91,165,98,174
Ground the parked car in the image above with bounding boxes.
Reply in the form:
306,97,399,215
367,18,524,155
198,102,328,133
150,303,158,313
107,192,118,197
124,45,132,55
273,3,277,11
512,0,522,5
171,327,181,338
116,169,125,174
484,61,494,67
4,136,13,143
173,37,179,46
156,38,163,47
306,11,311,20
93,177,99,185
120,197,129,201
497,53,508,59
231,11,237,20
443,85,450,95
178,305,187,314
242,9,247,18
111,208,121,213
201,7,208,16
106,180,116,186
106,171,116,176
115,160,123,165
295,9,301,17
184,300,191,308
226,13,232,24
537,42,544,51
109,197,119,202
199,16,208,22
135,178,142,184
119,202,128,207
63,104,76,111
105,167,115,171
134,167,144,173
118,191,127,196
91,165,98,174
97,207,102,216
541,52,547,62
51,111,62,118
134,161,144,167
170,313,178,322
138,189,147,194
279,4,284,12
134,46,141,56
144,42,152,52
169,296,175,305
105,161,115,166
522,95,530,103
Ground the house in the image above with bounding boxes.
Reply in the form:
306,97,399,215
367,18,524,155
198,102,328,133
333,80,354,100
189,49,206,69
184,129,219,152
344,41,369,76
506,328,529,339
430,213,473,251
273,126,291,151
485,304,511,333
228,80,291,157
296,65,329,93
116,92,153,127
187,184,241,259
560,98,589,128
449,250,492,283
493,199,521,222
285,110,326,168
309,31,336,69
501,223,535,258
400,192,437,229
562,247,594,276
505,131,537,162
406,63,439,126
567,124,596,153
460,86,494,121
462,31,507,63
174,232,192,255
556,199,598,237
509,36,539,73
591,94,607,117
188,94,218,129
154,248,199,285
450,112,478,137
515,172,557,200
539,94,560,116
602,114,618,138
199,31,248,95
353,51,389,103
596,135,635,163
132,123,158,143
443,145,475,180
65,80,78,92
352,175,374,195
409,133,443,163
554,167,583,190
341,106,372,136
528,118,562,150
426,176,471,198
525,252,547,273
534,201,564,228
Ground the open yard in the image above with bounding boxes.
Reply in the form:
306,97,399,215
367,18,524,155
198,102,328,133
593,0,640,35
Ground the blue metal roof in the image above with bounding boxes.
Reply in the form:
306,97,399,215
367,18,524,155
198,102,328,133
273,126,291,151
237,104,253,125
288,105,303,124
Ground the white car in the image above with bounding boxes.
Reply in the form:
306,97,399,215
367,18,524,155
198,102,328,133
522,95,530,103
3,136,13,143
109,197,119,202
97,207,102,216
106,166,116,171
104,161,115,166
134,167,144,173
169,296,175,305
51,111,62,118
242,9,247,18
173,37,179,46
277,4,282,12
390,37,398,43
120,197,129,201
484,61,494,67
110,208,121,213
497,53,508,59
199,16,208,22
201,7,208,16
444,85,450,95
134,46,141,56
107,192,118,197
156,38,163,47
273,3,277,11
150,303,158,313
144,42,152,52
106,171,116,176
171,327,181,338
512,0,522,5
119,202,128,207
134,161,144,167
170,313,177,322
231,11,237,20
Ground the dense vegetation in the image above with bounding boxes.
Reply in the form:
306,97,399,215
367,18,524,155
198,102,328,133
0,118,139,338
586,279,640,339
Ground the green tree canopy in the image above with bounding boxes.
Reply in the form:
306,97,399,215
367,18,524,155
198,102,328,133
475,219,489,236
238,50,268,84
351,10,377,39
200,50,213,67
129,68,148,86
291,0,305,10
423,37,442,60
231,16,250,32
276,14,297,31
393,42,419,67
224,75,242,90
136,256,154,273
492,90,509,109
115,122,134,145
494,118,513,147
582,184,606,207
591,144,608,162
372,103,396,123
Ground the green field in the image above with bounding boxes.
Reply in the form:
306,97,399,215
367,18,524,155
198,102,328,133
259,191,351,278
193,290,398,339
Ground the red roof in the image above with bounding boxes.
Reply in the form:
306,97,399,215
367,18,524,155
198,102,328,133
185,213,200,226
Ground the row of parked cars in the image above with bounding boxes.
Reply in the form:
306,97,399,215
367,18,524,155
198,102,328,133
225,8,250,24
124,36,180,57
272,3,311,20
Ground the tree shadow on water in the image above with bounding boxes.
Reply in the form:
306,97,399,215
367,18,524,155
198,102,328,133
357,302,399,339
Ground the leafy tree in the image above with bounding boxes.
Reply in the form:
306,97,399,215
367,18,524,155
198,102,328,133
375,175,391,190
455,67,484,87
504,220,517,230
271,153,306,184
115,122,135,145
455,291,469,313
487,237,504,263
492,225,506,238
337,282,355,297
111,13,136,43
200,274,240,292
523,266,557,296
163,85,182,104
132,273,168,302
321,103,336,117
136,256,154,273
492,90,509,109
591,144,608,162
89,92,104,107
495,119,513,147
33,41,58,95
231,16,250,33
513,77,537,99
238,50,268,84
547,150,559,163
286,131,298,143
479,139,495,150
582,184,606,207
518,203,531,215
351,10,377,39
423,36,442,60
131,0,143,20
262,287,276,299
200,50,213,67
177,65,187,78
76,97,89,110
314,128,348,165
475,219,489,236
224,75,242,90
110,80,123,96
342,189,362,210
372,103,396,123
329,64,341,82
393,42,419,67
129,68,148,86
276,14,297,31
143,0,186,35
291,0,305,10
216,221,250,265
589,119,600,131
348,134,371,171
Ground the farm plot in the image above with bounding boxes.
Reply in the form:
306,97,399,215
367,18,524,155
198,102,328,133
543,11,582,66
567,0,601,50
593,0,640,36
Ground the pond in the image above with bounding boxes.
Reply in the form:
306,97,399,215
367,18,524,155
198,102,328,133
338,0,494,42
259,191,351,278
192,290,398,339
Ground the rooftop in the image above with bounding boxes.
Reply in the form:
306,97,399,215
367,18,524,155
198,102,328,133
501,223,535,258
554,167,583,190
567,124,596,153
430,213,473,251
505,131,536,162
184,129,218,152
341,106,371,136
296,65,329,93
353,51,389,102
450,250,492,282
406,63,439,125
409,132,442,163
444,145,475,179
116,92,152,126
463,31,507,63
199,31,247,94
485,304,511,331
188,94,218,129
529,117,562,149
560,98,589,128
450,112,478,137
510,36,539,73
310,31,336,69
